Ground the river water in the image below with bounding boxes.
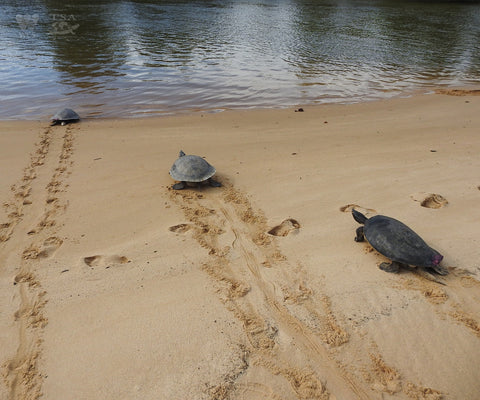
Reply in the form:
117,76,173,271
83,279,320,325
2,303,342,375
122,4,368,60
1,0,479,119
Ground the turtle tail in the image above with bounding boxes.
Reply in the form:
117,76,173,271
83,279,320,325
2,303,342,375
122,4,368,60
352,209,368,225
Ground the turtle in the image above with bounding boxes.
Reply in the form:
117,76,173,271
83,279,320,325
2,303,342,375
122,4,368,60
51,108,80,126
169,150,222,190
352,209,448,276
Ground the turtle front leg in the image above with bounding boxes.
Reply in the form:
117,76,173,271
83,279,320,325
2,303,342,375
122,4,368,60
172,181,186,190
379,261,404,273
354,227,365,242
208,178,222,187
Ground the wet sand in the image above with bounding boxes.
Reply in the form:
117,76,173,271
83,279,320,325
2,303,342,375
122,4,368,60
1,92,479,400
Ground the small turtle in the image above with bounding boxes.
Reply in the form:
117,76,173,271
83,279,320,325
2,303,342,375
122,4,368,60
352,209,448,276
51,108,80,126
169,150,221,190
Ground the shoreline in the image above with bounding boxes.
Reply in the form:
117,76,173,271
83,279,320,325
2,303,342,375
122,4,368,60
1,91,479,400
1,86,479,123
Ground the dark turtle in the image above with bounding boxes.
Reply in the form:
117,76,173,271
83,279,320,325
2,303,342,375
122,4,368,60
352,209,447,276
169,150,221,190
51,108,80,126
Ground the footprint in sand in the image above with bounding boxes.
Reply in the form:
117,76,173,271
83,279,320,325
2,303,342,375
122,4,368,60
168,223,193,234
268,218,301,237
83,255,129,268
13,271,39,286
37,236,63,258
22,237,63,259
339,204,377,215
410,192,448,209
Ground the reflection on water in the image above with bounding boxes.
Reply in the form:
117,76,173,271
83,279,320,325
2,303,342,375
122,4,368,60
1,0,479,119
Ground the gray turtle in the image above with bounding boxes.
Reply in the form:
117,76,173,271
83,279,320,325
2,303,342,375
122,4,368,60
51,108,80,126
169,150,221,190
352,209,447,276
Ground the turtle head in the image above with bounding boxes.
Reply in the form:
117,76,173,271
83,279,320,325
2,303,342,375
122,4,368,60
431,253,443,266
429,252,448,276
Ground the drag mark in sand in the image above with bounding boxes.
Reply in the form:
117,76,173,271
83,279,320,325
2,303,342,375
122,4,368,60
168,183,371,400
339,204,376,215
1,124,77,400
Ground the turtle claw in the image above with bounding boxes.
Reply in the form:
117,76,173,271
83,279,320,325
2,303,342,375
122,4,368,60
417,268,448,285
209,178,222,187
172,182,186,190
379,261,401,273
431,264,449,276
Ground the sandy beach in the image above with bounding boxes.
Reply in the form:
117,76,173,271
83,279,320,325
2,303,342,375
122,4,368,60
1,91,479,400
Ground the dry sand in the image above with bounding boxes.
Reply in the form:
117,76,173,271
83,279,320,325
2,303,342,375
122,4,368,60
0,92,479,400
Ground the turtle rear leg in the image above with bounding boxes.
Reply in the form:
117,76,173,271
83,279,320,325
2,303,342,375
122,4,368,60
379,261,405,273
172,181,186,190
354,226,365,242
208,178,222,187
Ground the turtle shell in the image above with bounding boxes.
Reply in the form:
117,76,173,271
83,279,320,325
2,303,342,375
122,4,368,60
363,215,442,268
169,154,216,182
52,108,80,123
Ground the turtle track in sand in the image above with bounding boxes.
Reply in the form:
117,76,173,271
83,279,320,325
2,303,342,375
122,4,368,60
168,190,460,399
342,203,480,340
341,203,480,398
168,183,370,400
0,124,77,400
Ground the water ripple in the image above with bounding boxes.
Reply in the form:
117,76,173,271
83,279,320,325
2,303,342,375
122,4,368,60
1,0,480,119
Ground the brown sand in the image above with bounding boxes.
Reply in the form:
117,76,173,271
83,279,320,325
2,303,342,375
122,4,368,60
1,93,479,400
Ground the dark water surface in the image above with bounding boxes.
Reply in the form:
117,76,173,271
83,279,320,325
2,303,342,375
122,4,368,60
1,0,480,119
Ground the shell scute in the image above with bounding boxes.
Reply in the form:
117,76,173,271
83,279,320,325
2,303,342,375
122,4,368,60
363,215,442,268
51,108,80,125
169,153,216,183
